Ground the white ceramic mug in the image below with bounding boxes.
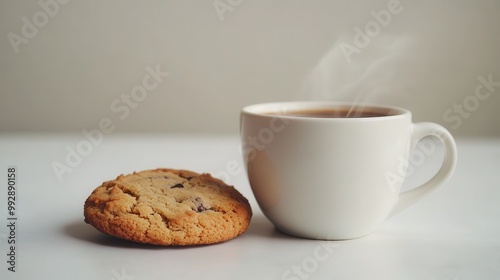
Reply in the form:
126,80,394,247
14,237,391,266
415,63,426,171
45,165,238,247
240,101,457,240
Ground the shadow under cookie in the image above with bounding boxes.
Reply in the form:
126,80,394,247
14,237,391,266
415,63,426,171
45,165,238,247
63,220,166,249
63,219,237,249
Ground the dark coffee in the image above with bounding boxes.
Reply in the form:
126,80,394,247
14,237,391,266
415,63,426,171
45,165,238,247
267,108,392,118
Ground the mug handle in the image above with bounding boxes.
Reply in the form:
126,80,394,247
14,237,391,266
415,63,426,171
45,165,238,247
390,122,458,216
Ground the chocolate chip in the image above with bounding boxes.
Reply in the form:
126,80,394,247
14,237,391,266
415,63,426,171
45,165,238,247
171,183,184,189
186,176,194,181
192,197,210,212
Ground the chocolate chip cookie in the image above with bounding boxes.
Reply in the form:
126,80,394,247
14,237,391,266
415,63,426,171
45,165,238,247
83,168,252,245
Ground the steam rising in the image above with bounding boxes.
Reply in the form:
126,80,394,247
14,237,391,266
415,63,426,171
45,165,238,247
302,35,419,116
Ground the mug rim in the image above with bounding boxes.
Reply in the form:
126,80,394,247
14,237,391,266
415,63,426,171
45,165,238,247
241,101,411,120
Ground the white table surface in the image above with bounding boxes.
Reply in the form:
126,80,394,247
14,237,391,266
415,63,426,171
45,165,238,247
0,134,499,280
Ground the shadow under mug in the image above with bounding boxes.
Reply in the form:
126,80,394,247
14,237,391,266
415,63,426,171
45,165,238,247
240,101,457,240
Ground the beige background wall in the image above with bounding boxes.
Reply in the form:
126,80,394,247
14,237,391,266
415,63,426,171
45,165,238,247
1,0,499,136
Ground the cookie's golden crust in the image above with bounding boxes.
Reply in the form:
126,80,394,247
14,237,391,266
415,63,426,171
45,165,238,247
84,168,252,245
